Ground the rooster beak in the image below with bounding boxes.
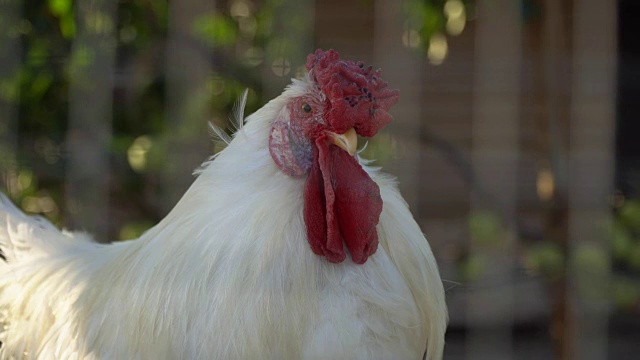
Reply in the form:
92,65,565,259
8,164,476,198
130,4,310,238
327,128,358,156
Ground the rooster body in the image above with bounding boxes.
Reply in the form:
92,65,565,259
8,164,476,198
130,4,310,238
0,51,446,359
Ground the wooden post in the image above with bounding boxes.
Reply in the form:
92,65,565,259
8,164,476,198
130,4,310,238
466,0,522,359
566,0,616,358
373,0,424,211
541,1,572,358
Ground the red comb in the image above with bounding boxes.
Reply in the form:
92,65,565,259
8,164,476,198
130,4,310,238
305,49,400,137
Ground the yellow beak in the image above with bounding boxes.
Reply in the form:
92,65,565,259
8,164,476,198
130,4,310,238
327,128,358,156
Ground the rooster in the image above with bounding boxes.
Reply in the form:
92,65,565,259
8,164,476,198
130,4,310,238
0,49,447,359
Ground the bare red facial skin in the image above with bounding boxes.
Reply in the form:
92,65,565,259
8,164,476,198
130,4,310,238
269,99,322,177
269,120,309,177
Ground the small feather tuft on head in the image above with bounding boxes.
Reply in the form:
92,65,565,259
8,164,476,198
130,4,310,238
195,89,249,176
230,89,249,131
205,89,249,149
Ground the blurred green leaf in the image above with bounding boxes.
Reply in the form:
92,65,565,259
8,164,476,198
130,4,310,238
423,2,445,41
469,210,504,247
525,242,565,279
48,0,72,17
612,221,634,261
48,0,75,38
65,45,95,84
111,135,135,156
26,42,49,67
613,277,640,310
0,70,21,102
18,170,35,192
144,135,167,172
29,71,53,101
60,13,76,38
572,244,609,275
119,221,154,241
192,13,238,47
459,253,486,282
628,243,640,270
619,200,640,232
571,244,610,301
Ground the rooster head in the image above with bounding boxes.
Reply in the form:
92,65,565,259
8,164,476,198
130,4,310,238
269,49,399,264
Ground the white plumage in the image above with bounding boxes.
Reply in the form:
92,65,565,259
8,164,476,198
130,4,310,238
0,76,447,359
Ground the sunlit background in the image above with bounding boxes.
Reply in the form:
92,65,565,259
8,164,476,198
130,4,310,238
0,0,637,358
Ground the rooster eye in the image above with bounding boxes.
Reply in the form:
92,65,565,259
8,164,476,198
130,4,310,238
302,103,312,113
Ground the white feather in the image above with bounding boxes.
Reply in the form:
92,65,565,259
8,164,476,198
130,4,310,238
230,88,248,131
206,88,248,149
207,121,232,147
0,78,446,359
197,89,250,176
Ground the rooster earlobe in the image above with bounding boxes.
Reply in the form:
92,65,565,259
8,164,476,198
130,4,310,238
269,114,310,177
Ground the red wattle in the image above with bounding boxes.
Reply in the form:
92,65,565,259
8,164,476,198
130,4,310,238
303,135,382,264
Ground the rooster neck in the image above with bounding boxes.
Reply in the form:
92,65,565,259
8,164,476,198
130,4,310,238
105,96,444,358
133,112,309,268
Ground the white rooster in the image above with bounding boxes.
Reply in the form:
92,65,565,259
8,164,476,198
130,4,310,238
0,49,447,359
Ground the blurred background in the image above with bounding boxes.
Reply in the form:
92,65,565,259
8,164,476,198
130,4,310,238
0,0,636,358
